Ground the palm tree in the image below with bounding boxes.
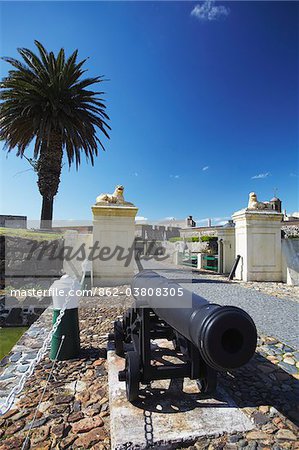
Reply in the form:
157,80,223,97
0,41,110,228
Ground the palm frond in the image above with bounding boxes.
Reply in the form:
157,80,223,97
0,41,110,167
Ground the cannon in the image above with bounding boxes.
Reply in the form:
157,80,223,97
110,270,257,402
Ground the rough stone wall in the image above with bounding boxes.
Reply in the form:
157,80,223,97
1,235,64,290
135,224,180,241
0,215,27,229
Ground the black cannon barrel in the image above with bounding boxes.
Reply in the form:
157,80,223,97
131,270,257,371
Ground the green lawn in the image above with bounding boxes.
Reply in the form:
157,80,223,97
0,327,28,360
0,227,62,241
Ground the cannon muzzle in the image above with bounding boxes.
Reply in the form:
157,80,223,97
132,270,257,371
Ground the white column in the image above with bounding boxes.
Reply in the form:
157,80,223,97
173,250,180,266
232,209,283,281
217,227,235,274
92,204,138,286
197,252,204,270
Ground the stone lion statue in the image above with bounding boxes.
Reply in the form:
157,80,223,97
96,185,134,206
247,192,272,210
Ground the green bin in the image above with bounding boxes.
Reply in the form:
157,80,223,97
50,308,80,360
50,274,81,361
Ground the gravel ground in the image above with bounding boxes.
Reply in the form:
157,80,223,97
231,280,299,303
142,262,299,350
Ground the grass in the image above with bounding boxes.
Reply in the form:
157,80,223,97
0,227,62,241
0,327,28,360
168,236,199,242
200,235,217,242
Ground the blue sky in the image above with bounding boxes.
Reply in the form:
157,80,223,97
0,1,298,224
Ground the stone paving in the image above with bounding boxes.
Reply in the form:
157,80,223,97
0,286,298,449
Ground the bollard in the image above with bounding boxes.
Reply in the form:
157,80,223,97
50,274,81,361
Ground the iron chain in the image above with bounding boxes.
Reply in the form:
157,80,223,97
0,280,76,416
143,383,154,448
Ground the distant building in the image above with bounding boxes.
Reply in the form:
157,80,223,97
0,215,27,229
135,224,180,241
269,197,282,213
186,215,196,227
283,210,299,222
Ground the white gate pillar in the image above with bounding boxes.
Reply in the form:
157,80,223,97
232,208,283,282
91,186,138,286
217,227,235,274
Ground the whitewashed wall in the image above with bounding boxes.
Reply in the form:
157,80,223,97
282,239,299,286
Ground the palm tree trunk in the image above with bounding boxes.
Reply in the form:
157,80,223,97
37,133,63,229
40,196,54,229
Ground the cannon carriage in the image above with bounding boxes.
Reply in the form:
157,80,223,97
110,270,257,403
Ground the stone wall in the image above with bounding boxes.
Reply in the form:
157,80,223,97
0,235,64,325
2,235,64,289
282,238,299,286
135,224,180,241
0,215,27,229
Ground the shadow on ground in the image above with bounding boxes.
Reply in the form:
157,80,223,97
166,278,229,284
133,378,234,414
124,352,298,427
219,352,299,426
